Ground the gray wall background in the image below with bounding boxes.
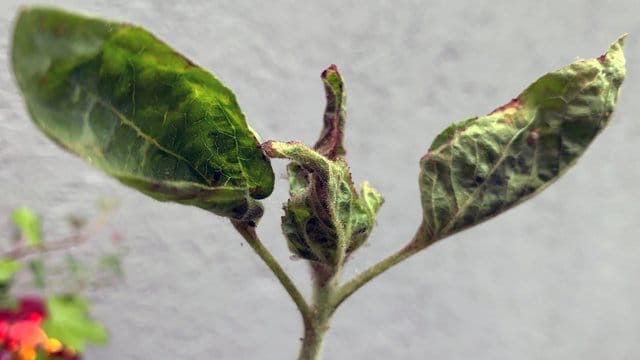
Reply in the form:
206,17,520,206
1,0,639,359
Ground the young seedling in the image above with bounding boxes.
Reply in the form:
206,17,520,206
10,6,626,359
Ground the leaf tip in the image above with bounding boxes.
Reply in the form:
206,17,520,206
321,64,339,79
598,34,627,63
488,97,521,116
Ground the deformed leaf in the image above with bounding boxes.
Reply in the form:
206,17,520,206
12,7,274,220
313,64,346,160
267,141,383,265
12,206,42,248
265,65,383,265
41,294,108,352
419,36,626,242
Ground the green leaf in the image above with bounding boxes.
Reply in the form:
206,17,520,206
0,259,22,299
30,258,47,289
11,7,274,220
0,258,22,285
99,254,123,278
12,206,42,247
42,294,108,352
419,35,626,242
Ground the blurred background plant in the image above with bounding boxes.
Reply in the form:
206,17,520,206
0,199,125,360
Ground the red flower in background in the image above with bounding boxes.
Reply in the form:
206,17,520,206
0,297,78,360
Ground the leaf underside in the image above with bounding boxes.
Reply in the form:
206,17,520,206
12,7,274,218
419,36,626,242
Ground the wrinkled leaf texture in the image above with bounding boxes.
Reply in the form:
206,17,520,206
12,7,274,219
420,36,626,242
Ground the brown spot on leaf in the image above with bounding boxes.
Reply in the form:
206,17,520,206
260,141,276,157
527,130,539,146
489,97,521,115
38,14,47,28
54,24,66,37
503,115,513,125
597,54,607,62
321,64,339,79
421,151,434,162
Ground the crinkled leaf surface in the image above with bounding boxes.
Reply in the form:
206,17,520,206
12,206,42,248
419,36,626,242
41,295,108,352
266,65,383,265
275,147,383,265
12,7,274,219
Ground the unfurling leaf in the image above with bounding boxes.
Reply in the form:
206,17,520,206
266,141,383,265
12,7,274,220
419,36,626,242
264,65,383,265
12,206,42,248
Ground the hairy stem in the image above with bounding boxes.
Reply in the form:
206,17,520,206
231,219,312,326
334,223,432,308
298,263,341,360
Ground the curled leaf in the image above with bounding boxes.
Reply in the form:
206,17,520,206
265,66,383,265
266,141,383,265
419,36,626,242
12,7,274,220
313,64,346,160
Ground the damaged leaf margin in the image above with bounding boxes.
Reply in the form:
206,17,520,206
419,35,627,242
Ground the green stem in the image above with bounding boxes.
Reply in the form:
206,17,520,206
334,223,432,308
231,219,312,326
298,323,328,360
298,263,341,360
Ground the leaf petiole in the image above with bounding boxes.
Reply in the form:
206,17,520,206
333,223,433,308
230,219,312,326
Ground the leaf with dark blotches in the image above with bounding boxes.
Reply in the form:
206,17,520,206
264,65,383,265
11,7,274,220
265,141,383,265
313,64,346,160
419,36,626,242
